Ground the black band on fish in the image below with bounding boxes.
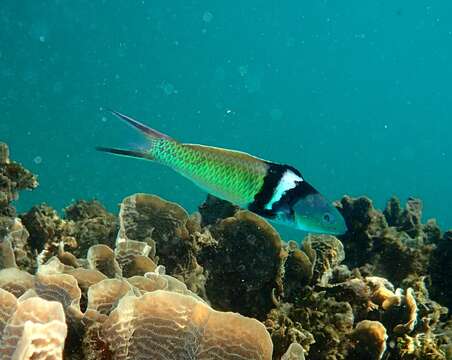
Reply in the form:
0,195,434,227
273,180,319,211
248,162,302,217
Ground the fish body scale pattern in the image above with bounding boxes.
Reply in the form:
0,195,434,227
152,141,267,205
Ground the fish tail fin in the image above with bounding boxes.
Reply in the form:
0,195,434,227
95,146,155,161
97,109,177,161
107,109,175,142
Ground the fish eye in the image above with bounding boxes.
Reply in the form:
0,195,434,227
322,212,332,224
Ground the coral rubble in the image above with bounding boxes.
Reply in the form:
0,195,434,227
0,143,450,359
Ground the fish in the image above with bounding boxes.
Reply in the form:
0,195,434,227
97,110,347,235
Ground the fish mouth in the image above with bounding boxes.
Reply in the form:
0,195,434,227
326,208,348,235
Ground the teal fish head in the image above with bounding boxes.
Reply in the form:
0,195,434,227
292,192,347,235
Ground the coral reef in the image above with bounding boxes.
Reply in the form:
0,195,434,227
103,290,272,359
281,342,306,360
349,320,387,359
117,193,206,297
199,210,283,319
0,290,67,360
338,195,439,283
430,230,452,310
0,143,38,217
198,193,239,226
0,143,451,359
64,200,118,258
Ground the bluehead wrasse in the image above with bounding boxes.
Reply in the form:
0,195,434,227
97,110,347,235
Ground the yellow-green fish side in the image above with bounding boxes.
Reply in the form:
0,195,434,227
151,140,268,206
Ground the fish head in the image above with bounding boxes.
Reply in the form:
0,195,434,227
292,192,347,235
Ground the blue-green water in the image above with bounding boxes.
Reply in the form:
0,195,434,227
2,1,451,240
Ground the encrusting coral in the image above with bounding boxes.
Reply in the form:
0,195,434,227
0,142,450,360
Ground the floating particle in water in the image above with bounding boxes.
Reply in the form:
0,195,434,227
30,20,49,42
225,109,236,116
202,11,213,23
33,156,42,165
238,65,248,77
101,116,107,123
160,81,177,95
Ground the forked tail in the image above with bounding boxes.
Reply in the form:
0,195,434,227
96,110,175,161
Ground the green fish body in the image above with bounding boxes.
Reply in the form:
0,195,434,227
97,111,347,235
154,142,267,205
